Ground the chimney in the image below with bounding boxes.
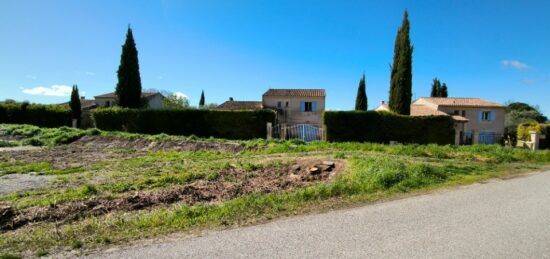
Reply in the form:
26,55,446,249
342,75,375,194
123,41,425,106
229,97,234,101
380,100,385,105
81,96,85,100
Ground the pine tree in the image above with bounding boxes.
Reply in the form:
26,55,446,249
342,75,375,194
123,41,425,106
430,78,441,97
355,73,367,111
199,90,205,108
440,83,448,97
389,10,413,115
115,26,142,108
69,85,81,120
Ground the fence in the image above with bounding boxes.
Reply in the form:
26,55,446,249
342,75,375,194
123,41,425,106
271,123,323,142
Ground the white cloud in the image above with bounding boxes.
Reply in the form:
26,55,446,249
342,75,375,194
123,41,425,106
173,91,188,100
501,60,528,70
21,84,72,97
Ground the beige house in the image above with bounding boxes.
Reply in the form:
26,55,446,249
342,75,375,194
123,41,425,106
262,89,326,127
94,92,165,109
216,89,326,127
376,97,506,145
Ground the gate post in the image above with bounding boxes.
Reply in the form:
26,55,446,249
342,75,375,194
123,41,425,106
266,122,272,140
281,123,287,140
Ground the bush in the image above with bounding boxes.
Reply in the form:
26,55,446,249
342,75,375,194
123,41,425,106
92,108,276,140
0,102,70,127
323,111,455,144
517,121,542,141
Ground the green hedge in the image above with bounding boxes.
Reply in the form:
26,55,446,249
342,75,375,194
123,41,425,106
0,103,71,128
324,111,455,144
92,108,276,140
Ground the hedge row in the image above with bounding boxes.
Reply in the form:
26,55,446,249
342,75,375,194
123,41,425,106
92,108,276,140
324,111,455,144
0,103,71,128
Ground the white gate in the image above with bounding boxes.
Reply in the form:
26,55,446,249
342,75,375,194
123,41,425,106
272,124,323,142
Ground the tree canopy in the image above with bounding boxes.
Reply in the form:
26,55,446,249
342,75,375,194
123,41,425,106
355,73,367,111
389,10,413,115
115,26,142,108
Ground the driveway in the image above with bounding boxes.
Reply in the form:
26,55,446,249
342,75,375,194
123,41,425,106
88,170,550,258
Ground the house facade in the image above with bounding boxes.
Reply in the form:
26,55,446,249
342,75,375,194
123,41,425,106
262,89,326,127
376,97,505,145
93,92,165,109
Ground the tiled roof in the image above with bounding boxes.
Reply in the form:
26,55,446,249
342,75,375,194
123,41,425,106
376,103,469,122
418,97,504,108
60,99,98,110
216,101,263,110
263,89,326,97
410,104,448,116
94,92,160,98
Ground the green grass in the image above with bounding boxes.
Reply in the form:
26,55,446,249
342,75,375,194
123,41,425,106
0,123,549,257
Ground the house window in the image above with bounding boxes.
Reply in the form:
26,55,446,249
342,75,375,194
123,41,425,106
285,101,289,108
453,110,459,115
277,101,282,108
462,110,466,117
105,101,110,107
304,102,313,112
481,111,492,121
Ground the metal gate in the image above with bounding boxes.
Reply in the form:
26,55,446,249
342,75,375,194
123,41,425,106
272,124,323,142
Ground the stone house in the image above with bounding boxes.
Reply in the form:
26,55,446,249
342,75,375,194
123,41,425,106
93,92,165,109
376,97,506,144
216,89,326,127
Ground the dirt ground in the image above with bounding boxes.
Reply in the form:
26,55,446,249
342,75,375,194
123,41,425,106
0,135,344,231
0,135,245,169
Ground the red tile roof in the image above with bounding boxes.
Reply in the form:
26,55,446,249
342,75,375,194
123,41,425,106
216,101,263,110
418,97,504,108
263,89,325,97
94,92,161,98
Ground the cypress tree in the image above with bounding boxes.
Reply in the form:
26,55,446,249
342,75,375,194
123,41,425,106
430,78,441,97
199,90,205,107
440,83,448,97
115,26,142,108
69,85,81,120
355,73,367,111
389,10,413,115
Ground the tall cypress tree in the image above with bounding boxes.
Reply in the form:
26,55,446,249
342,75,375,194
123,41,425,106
440,83,448,97
115,26,142,108
430,78,441,97
69,85,81,121
199,90,205,107
355,73,367,111
389,10,413,115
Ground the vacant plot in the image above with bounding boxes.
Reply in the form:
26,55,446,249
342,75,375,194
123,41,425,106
0,124,549,257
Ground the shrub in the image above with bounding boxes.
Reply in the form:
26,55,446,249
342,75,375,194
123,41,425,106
92,108,276,140
0,103,70,127
517,121,542,141
323,111,455,144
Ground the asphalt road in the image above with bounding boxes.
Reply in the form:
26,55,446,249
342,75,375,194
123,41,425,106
89,170,550,258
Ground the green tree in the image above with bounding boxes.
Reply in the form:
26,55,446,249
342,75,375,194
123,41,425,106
69,85,81,121
389,10,413,115
430,78,441,97
199,90,205,108
355,73,368,111
440,83,448,97
504,101,547,144
115,26,142,108
162,93,190,109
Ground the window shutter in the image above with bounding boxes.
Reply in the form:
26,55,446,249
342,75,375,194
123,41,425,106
478,111,483,122
490,111,495,121
300,101,305,112
312,101,317,112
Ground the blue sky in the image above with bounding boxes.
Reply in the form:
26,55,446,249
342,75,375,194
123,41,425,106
0,0,549,114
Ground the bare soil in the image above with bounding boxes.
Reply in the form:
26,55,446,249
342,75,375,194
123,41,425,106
0,173,54,195
0,159,343,231
0,135,245,169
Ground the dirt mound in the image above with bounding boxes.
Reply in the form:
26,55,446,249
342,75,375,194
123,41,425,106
75,135,245,153
0,159,343,231
0,135,245,169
